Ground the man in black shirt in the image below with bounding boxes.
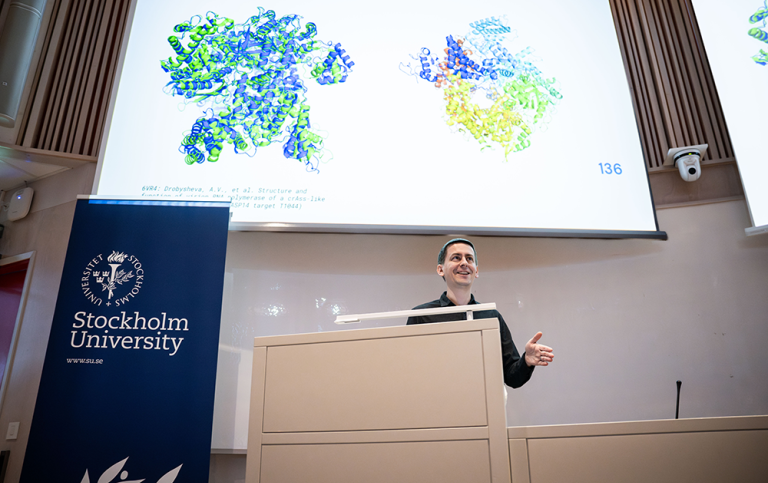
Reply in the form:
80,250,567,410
406,238,553,388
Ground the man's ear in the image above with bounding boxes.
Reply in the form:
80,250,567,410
475,266,479,279
436,264,445,277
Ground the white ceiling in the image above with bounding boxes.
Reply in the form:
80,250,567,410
0,157,69,191
0,143,91,192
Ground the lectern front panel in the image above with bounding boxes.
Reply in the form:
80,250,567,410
527,429,768,483
262,331,488,432
260,440,492,483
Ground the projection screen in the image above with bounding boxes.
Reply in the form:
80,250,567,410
95,0,665,238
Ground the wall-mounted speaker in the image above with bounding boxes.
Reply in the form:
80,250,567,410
0,0,46,129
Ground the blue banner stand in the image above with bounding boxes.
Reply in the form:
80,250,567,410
21,198,230,483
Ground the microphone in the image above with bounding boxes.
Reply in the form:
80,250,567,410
675,380,682,419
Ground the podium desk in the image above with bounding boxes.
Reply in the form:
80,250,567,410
245,318,511,483
508,415,768,483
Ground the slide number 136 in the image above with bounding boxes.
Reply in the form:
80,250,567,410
599,163,622,175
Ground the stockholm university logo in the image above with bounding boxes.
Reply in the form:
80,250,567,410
80,457,181,483
81,251,144,307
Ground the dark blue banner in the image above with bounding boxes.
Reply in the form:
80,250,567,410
21,199,229,483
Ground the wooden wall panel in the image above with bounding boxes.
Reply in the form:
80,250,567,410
15,0,130,159
610,0,734,169
610,0,743,208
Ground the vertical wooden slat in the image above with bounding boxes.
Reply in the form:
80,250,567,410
628,0,668,167
629,0,662,168
87,0,129,156
639,0,678,150
17,0,131,157
655,0,690,146
21,0,70,147
38,0,76,149
609,0,734,169
41,0,86,150
64,0,102,152
50,0,92,151
71,0,112,153
678,1,720,157
675,0,725,159
59,0,95,150
617,0,658,167
652,0,688,147
611,0,651,164
664,0,701,146
678,0,713,151
49,0,81,150
649,0,685,149
627,0,659,165
683,0,733,159
15,0,61,146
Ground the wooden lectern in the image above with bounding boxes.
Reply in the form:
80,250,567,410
245,315,511,483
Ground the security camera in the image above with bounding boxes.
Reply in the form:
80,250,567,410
674,150,701,182
664,144,708,183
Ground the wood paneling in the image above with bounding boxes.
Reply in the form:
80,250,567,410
510,417,768,483
650,160,744,208
610,0,734,169
261,331,488,433
16,0,130,158
260,441,492,483
247,319,511,483
527,430,768,483
610,0,744,208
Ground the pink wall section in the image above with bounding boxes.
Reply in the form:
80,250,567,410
0,260,29,385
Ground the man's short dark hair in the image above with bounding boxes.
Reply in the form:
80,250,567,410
437,238,477,266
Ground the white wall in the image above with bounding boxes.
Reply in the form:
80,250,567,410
0,164,766,482
208,199,768,480
210,200,768,453
0,163,96,483
488,202,768,425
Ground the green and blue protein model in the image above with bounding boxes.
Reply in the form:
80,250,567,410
161,9,354,173
749,2,768,65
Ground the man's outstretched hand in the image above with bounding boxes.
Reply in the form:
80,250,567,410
524,332,554,367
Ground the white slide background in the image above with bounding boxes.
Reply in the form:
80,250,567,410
96,0,658,233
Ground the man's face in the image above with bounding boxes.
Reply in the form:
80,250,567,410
437,243,479,289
